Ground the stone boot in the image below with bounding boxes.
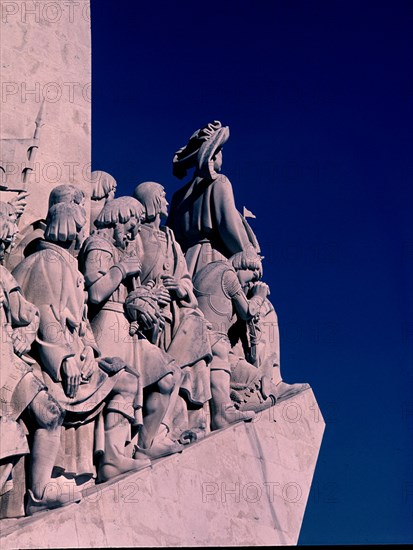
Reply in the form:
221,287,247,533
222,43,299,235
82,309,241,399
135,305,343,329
98,413,151,483
274,381,310,402
26,487,82,516
137,424,183,460
210,403,255,431
210,369,255,430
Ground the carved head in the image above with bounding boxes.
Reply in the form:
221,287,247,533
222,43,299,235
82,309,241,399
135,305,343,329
231,249,263,287
45,185,87,247
173,120,229,181
133,181,168,221
0,201,18,262
91,171,117,201
48,184,86,210
95,196,144,248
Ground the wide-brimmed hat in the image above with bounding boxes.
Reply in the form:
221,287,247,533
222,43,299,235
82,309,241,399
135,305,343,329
173,120,229,180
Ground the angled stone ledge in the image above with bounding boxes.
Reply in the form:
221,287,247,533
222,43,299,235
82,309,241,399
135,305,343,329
0,388,324,548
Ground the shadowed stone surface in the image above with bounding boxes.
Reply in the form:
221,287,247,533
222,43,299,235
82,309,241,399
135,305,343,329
0,388,324,548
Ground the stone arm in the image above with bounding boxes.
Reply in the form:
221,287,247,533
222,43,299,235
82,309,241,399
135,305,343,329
178,274,197,306
0,266,39,354
82,248,125,305
14,254,95,383
8,289,40,355
175,249,198,308
7,290,39,329
212,175,257,256
8,191,29,220
35,302,76,382
223,269,266,321
32,262,90,383
165,228,198,308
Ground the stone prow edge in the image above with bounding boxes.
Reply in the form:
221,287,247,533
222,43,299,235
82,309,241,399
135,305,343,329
0,386,324,546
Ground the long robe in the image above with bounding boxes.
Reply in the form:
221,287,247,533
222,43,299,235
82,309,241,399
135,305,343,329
137,224,212,405
13,241,120,476
80,234,176,392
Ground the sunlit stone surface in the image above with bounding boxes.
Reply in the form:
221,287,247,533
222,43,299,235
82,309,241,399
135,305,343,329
0,388,324,548
0,0,92,260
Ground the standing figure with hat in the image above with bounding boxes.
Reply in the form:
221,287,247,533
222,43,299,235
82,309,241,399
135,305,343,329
168,120,260,278
168,121,308,402
132,181,214,440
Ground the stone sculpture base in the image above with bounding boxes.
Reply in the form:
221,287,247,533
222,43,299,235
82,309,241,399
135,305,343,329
0,388,324,548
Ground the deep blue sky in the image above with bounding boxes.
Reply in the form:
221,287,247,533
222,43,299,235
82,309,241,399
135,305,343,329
91,0,413,544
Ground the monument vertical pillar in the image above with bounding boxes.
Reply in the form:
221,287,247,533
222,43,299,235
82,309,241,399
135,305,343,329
0,0,91,254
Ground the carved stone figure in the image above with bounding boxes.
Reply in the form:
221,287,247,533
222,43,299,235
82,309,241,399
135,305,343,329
0,201,77,517
192,250,277,428
169,121,307,400
13,185,150,486
168,121,259,277
0,116,311,530
90,170,117,231
230,291,309,403
79,196,183,459
133,182,213,438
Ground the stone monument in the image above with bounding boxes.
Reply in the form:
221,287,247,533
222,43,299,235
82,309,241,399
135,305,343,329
0,0,92,269
0,2,324,547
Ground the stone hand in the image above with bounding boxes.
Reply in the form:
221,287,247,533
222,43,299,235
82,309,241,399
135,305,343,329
152,283,171,306
9,191,29,217
250,281,269,300
80,346,96,380
61,356,82,398
125,286,163,327
160,275,187,299
118,255,142,278
138,308,164,331
11,327,32,356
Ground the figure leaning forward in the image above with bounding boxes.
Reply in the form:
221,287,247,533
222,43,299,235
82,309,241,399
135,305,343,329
133,181,213,440
79,196,183,460
13,185,150,488
0,201,75,517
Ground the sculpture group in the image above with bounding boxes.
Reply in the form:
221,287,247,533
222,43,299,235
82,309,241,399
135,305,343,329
0,121,307,518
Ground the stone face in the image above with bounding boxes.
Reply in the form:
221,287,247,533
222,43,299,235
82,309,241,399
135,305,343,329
0,0,92,259
0,388,324,548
